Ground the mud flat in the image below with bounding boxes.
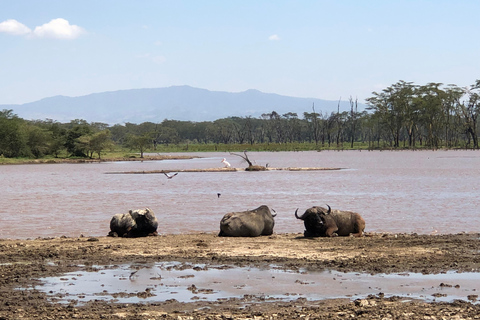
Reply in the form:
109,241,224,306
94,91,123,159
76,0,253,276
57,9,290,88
0,154,197,165
105,167,342,174
1,232,479,319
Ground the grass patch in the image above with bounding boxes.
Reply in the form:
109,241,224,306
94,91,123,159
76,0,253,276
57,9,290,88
1,142,472,165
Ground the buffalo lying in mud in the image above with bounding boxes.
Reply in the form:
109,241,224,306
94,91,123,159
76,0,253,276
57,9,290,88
108,207,159,237
295,205,365,237
218,205,276,237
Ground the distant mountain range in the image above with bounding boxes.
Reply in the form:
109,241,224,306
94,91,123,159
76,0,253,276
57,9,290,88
2,86,366,124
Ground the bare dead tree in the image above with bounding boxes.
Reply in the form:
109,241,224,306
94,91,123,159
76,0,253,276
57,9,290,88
312,103,319,145
230,150,266,171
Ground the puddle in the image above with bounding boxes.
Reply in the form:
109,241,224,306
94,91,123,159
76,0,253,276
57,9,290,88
30,262,479,305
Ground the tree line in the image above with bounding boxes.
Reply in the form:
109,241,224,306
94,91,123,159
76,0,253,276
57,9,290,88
1,80,479,159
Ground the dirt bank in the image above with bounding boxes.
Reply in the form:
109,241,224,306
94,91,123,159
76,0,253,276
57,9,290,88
0,154,195,165
0,232,479,319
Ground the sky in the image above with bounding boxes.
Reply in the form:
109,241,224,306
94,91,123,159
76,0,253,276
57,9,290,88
1,0,479,106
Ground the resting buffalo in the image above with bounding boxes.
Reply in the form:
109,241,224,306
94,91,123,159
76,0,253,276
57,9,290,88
108,207,159,237
218,205,276,237
295,205,365,237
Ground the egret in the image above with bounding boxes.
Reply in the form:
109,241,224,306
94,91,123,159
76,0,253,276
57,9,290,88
221,158,231,168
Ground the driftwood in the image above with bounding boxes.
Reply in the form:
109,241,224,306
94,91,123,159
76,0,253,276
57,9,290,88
229,151,267,171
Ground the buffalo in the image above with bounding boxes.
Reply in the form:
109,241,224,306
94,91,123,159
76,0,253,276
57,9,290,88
295,205,365,237
218,205,276,237
108,207,159,237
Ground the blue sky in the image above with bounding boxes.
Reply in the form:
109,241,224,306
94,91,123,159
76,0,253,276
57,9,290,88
1,0,479,106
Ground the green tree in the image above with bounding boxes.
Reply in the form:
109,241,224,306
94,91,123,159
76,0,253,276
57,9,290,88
46,120,67,157
457,81,480,148
416,83,446,148
90,130,114,159
303,107,321,145
157,127,179,146
26,126,52,158
0,109,29,157
109,124,128,144
367,81,415,147
282,112,300,143
442,85,464,147
125,133,152,158
65,120,92,157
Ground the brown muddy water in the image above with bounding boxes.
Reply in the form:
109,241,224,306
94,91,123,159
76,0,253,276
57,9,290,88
1,150,479,239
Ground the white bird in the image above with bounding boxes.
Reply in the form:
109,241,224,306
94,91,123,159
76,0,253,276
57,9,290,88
221,158,231,168
163,172,178,179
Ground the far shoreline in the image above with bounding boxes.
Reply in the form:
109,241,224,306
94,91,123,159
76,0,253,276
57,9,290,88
2,148,479,165
0,154,197,165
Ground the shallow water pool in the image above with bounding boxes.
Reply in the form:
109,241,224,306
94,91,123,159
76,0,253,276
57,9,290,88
33,262,480,305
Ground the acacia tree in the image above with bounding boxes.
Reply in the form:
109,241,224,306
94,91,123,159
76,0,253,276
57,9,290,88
244,116,258,145
348,97,359,148
125,133,152,158
442,85,464,147
283,112,301,143
457,81,480,148
260,111,278,143
415,83,448,148
303,104,321,145
157,127,179,146
90,130,114,159
366,81,415,147
269,111,285,143
0,109,29,157
65,120,92,157
213,119,236,144
26,126,52,158
75,130,113,159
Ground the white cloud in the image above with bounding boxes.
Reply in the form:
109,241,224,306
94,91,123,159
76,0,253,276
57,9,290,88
269,34,281,41
0,19,31,35
33,18,85,39
0,18,85,39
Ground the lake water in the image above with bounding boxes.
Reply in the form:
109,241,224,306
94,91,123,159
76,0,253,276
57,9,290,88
1,150,479,239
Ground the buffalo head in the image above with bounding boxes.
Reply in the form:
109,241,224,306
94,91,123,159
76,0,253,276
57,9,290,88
295,205,365,237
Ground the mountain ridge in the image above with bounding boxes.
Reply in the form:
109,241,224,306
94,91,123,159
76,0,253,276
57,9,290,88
2,86,366,124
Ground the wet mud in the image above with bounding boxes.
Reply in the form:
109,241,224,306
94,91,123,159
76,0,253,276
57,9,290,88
1,232,480,319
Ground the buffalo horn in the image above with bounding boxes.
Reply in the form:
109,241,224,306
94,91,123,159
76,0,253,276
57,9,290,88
326,204,331,214
271,208,277,217
295,208,303,220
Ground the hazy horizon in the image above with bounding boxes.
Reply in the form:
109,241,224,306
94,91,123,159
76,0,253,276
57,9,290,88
1,1,479,107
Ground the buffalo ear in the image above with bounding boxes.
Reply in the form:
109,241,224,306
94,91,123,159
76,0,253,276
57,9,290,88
129,210,133,214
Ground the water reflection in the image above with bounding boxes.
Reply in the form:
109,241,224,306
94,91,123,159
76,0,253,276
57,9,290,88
1,150,480,239
35,262,480,304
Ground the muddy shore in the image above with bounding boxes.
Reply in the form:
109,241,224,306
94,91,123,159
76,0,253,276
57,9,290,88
1,232,479,319
0,154,196,165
